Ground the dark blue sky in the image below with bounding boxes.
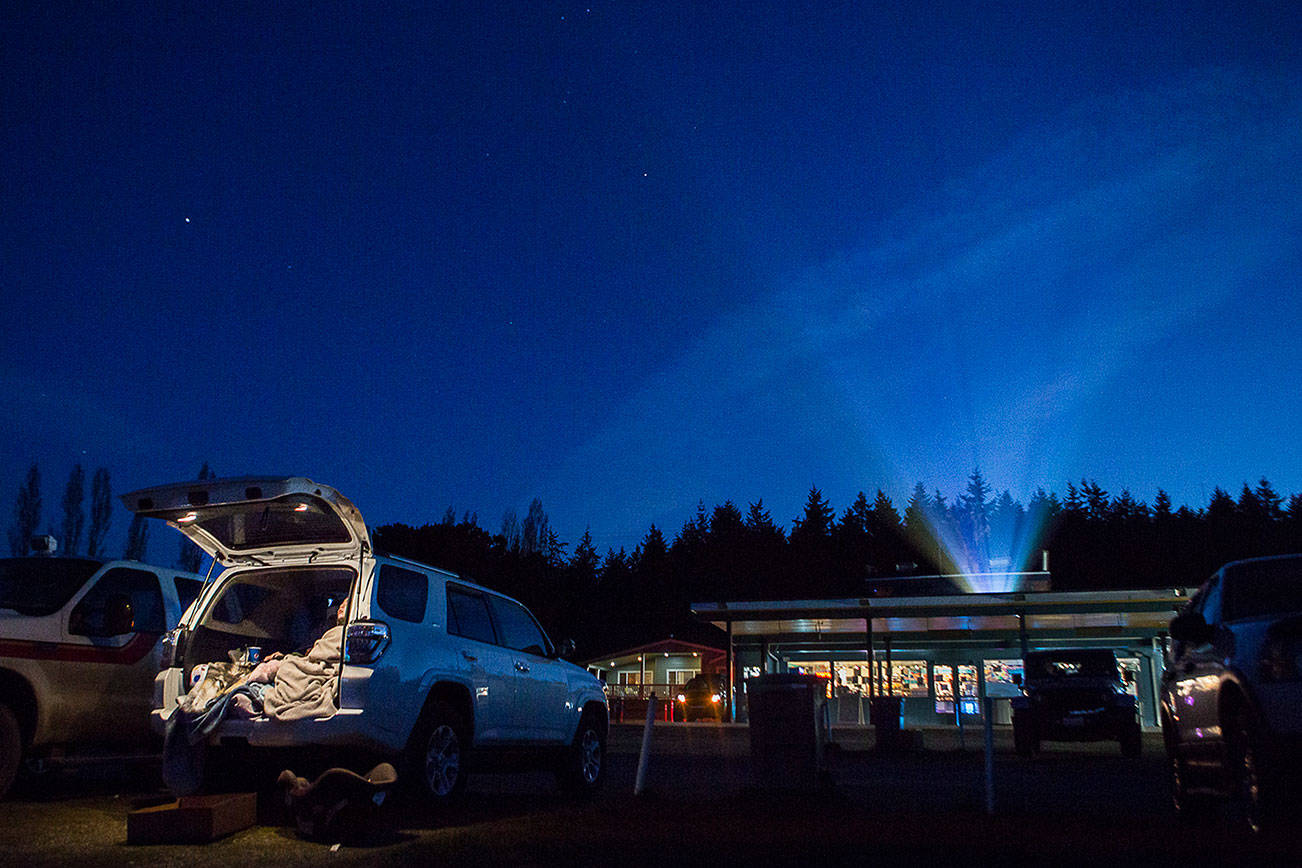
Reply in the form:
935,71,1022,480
4,1,1301,559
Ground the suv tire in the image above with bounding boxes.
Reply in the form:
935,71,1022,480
556,709,605,798
1227,709,1279,836
408,700,468,804
0,703,21,800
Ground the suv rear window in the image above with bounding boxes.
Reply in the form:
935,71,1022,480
165,495,351,551
0,558,103,616
377,564,428,623
1025,652,1117,681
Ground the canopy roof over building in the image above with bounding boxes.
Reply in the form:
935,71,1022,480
691,587,1192,653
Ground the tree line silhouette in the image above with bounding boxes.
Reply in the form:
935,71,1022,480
374,471,1302,657
10,463,1302,657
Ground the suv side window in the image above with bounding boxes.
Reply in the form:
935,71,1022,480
377,564,428,623
487,595,550,657
446,587,496,644
70,567,165,635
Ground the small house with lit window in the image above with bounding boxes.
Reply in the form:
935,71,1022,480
582,638,725,710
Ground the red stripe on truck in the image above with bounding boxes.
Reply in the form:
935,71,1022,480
0,632,160,665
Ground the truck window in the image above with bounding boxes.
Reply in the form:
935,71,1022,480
0,557,102,617
70,567,165,634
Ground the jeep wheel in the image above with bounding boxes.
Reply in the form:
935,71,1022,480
0,703,21,800
408,701,467,804
1120,723,1142,758
1012,714,1037,757
556,710,605,798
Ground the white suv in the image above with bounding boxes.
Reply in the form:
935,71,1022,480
124,476,608,801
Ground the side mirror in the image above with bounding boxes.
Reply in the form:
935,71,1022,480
1169,611,1214,644
555,638,576,659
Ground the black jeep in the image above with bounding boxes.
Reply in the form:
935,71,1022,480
1012,649,1142,757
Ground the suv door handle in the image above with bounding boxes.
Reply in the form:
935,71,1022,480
461,650,477,662
514,661,530,673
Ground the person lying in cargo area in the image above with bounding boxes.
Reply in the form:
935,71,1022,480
181,598,348,721
164,600,349,794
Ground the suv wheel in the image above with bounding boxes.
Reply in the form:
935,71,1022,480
1227,709,1278,835
0,703,21,799
409,701,467,804
1169,751,1214,820
556,710,605,798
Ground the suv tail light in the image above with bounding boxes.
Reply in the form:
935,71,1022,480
346,620,390,664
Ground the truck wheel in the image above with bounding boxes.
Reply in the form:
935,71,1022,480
556,709,605,798
407,700,467,804
1120,723,1142,758
0,703,21,800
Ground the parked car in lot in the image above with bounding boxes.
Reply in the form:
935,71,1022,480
1011,648,1142,757
676,673,726,721
0,556,205,798
1160,553,1302,834
123,476,608,802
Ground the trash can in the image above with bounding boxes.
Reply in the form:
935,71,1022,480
746,674,830,790
869,696,904,751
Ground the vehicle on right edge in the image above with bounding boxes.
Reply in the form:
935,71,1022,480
1160,553,1302,834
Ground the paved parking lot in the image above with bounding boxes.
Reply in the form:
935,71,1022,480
0,724,1293,866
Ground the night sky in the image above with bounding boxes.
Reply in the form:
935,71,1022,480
3,1,1300,559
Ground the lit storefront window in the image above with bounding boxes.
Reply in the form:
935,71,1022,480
983,659,1025,698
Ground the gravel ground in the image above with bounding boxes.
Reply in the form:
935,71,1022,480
1,724,1294,866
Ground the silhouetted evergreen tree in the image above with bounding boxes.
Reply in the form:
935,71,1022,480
60,464,85,557
124,514,149,561
790,487,836,597
86,468,112,559
9,464,42,556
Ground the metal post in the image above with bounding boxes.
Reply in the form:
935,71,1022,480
885,636,893,697
726,619,735,723
865,621,875,699
982,696,995,814
634,692,656,795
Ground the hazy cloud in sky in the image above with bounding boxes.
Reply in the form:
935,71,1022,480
542,70,1302,548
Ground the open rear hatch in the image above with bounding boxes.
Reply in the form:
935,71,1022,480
121,476,369,566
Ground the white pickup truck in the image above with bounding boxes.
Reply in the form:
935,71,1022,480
0,557,205,797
